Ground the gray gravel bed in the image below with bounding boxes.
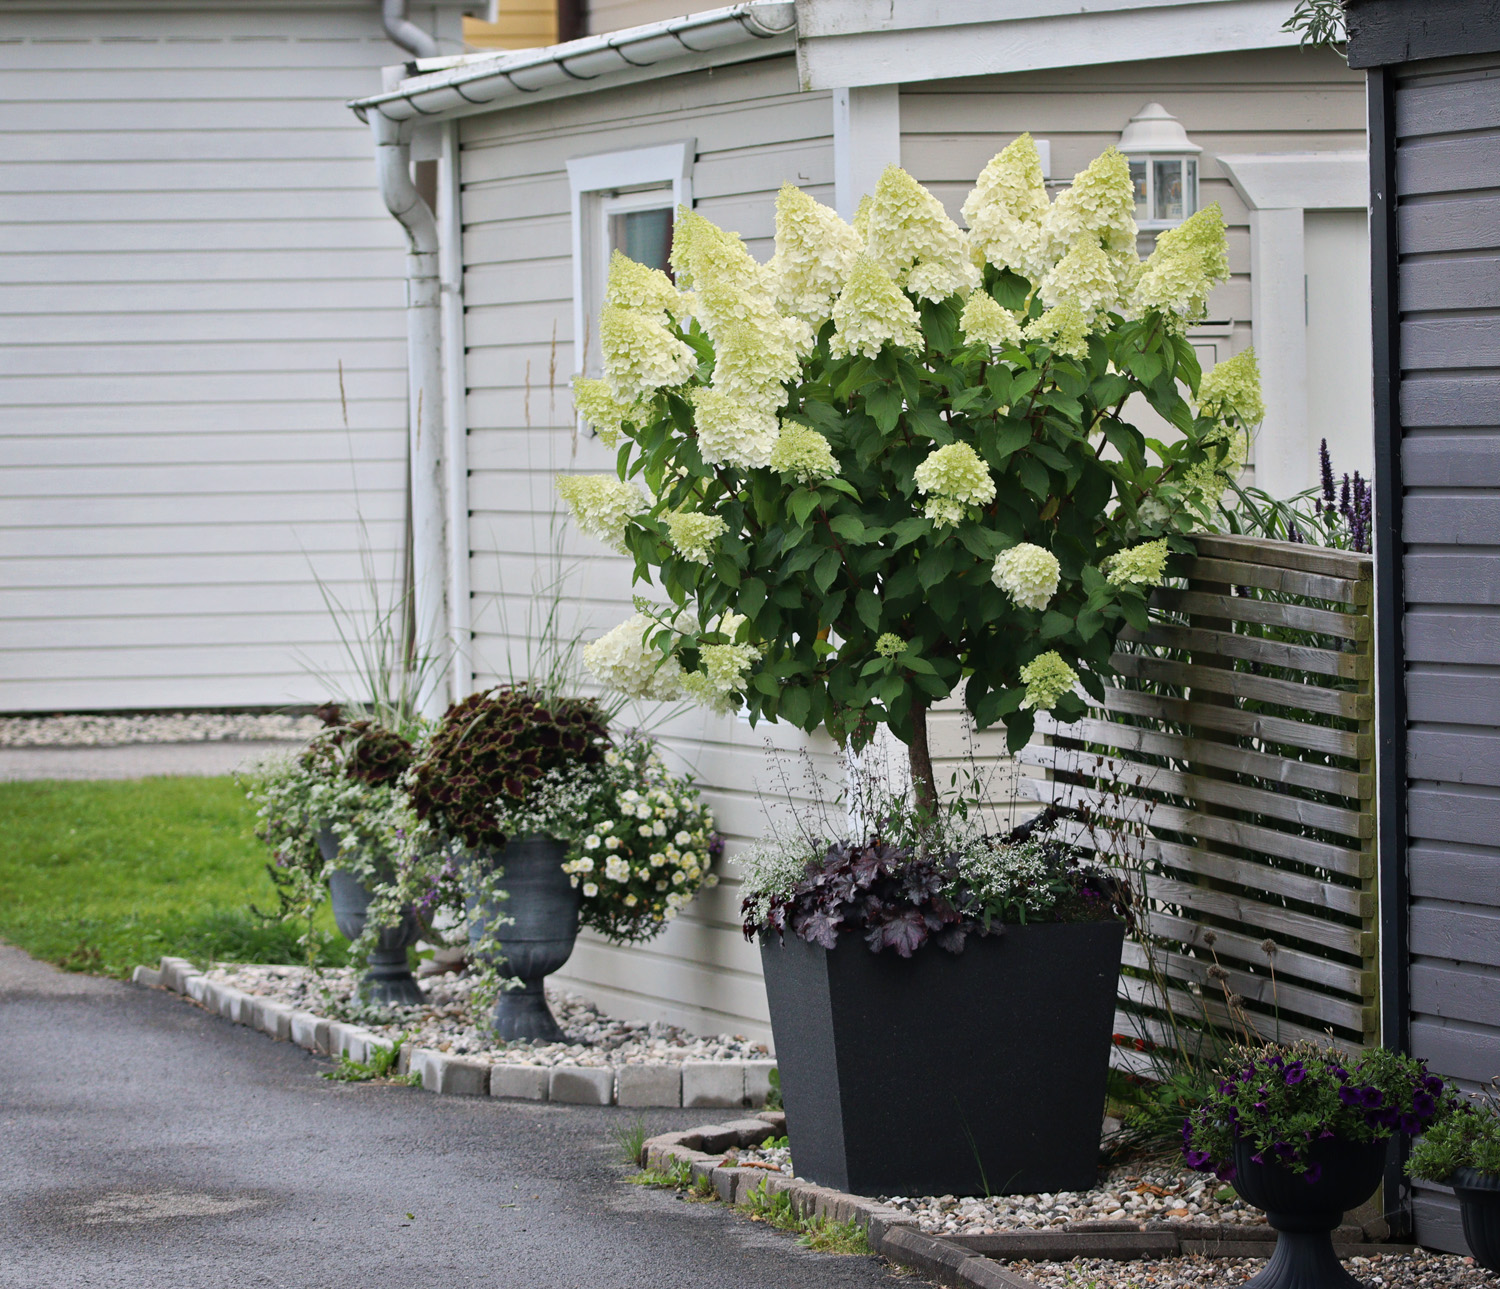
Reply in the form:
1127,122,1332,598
0,711,322,747
1008,1251,1486,1288
209,963,772,1066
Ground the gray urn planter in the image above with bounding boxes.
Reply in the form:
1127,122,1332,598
317,829,425,1007
464,834,580,1043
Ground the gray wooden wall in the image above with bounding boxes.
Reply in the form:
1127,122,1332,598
1391,53,1500,1252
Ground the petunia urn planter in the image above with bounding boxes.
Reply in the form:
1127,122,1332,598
318,830,425,1007
1229,1134,1389,1289
759,919,1125,1197
464,834,580,1043
1451,1168,1500,1273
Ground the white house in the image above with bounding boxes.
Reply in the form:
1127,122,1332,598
0,0,475,714
347,0,1374,1039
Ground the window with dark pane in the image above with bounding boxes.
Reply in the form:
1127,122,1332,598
610,207,674,278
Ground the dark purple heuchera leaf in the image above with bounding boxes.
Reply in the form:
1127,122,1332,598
795,908,843,950
867,908,929,957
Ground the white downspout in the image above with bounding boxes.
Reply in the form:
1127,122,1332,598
382,0,438,58
439,120,473,702
372,110,447,718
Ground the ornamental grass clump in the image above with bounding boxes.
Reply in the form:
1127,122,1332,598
559,135,1262,804
1181,1042,1449,1182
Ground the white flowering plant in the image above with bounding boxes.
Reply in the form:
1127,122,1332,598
561,138,1262,802
562,733,722,943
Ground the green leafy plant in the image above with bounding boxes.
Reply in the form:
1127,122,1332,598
799,1216,872,1255
1408,1088,1500,1182
320,1035,420,1084
562,140,1261,806
1282,0,1346,53
740,1179,801,1231
765,1069,783,1112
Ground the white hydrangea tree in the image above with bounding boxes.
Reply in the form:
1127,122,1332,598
559,137,1262,808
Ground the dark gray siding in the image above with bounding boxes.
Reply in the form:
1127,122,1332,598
1396,56,1500,1254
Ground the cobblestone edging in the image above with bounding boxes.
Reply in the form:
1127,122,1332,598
640,1121,1421,1289
139,957,775,1109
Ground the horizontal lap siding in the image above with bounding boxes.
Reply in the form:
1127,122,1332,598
0,3,463,711
458,55,836,1042
1394,57,1500,1254
900,48,1366,482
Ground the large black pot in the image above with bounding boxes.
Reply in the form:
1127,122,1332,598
464,835,580,1043
317,830,424,1007
759,919,1125,1197
1230,1134,1389,1289
1452,1168,1500,1272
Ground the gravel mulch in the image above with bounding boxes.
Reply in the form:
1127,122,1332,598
1008,1251,1488,1288
207,963,771,1066
0,712,322,747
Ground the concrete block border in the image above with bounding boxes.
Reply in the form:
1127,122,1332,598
639,1117,1421,1289
142,957,775,1108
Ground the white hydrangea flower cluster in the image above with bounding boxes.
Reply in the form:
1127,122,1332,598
1197,348,1266,427
959,292,1023,348
962,133,1051,283
1040,235,1123,319
563,733,720,940
1019,651,1080,711
829,254,925,360
769,422,840,483
679,611,760,714
1025,298,1092,361
864,167,980,303
769,183,862,327
1038,148,1139,294
664,510,729,565
599,305,696,404
581,613,685,701
991,542,1062,611
672,208,807,411
555,474,646,552
913,441,996,528
690,385,781,469
571,376,642,449
1132,205,1230,328
1106,538,1169,587
603,249,687,316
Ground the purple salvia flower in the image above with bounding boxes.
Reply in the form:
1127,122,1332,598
1321,439,1336,508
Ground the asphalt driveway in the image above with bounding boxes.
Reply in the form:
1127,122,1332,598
0,945,910,1289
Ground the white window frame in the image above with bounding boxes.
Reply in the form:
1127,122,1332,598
566,140,695,382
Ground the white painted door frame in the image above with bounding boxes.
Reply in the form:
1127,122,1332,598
1216,151,1368,500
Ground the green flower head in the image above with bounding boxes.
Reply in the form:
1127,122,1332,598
1019,651,1080,711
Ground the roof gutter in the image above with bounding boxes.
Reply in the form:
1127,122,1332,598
349,1,796,124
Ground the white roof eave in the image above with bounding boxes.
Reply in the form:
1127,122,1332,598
349,1,797,124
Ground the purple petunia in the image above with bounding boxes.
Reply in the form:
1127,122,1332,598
1304,1164,1323,1184
1284,1062,1307,1086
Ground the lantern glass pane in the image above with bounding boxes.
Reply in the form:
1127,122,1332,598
1185,159,1199,216
1153,159,1184,222
1129,159,1149,222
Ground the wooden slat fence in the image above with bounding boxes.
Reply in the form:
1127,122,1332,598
1018,534,1377,1071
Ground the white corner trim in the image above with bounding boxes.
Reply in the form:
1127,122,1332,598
797,0,1300,91
832,85,900,221
568,140,696,390
1217,151,1369,211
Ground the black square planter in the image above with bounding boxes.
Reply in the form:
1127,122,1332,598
760,920,1125,1198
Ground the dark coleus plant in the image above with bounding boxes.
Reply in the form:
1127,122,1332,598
407,684,609,850
298,717,414,788
1182,1042,1449,1181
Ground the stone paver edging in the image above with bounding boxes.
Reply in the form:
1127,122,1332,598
139,957,774,1109
641,1120,1420,1289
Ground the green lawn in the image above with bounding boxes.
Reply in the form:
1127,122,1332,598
0,776,344,978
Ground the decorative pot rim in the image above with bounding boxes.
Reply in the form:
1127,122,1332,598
1453,1167,1500,1192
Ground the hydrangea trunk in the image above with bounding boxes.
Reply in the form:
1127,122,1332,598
907,700,938,815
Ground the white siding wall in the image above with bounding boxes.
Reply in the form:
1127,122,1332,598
459,53,836,1042
0,0,463,712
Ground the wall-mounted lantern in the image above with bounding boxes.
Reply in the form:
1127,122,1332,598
1119,102,1202,230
